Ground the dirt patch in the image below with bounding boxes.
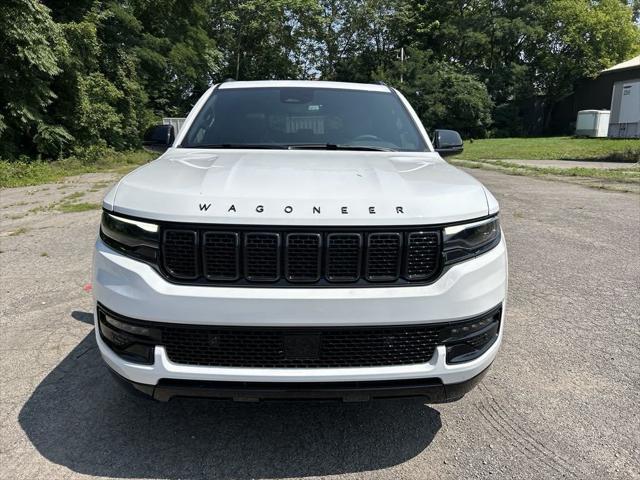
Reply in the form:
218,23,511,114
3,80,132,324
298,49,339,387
0,172,119,234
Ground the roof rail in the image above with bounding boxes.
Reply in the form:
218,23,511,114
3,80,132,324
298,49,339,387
222,78,236,83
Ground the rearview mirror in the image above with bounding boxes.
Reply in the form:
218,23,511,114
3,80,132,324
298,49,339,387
433,129,463,157
143,124,175,153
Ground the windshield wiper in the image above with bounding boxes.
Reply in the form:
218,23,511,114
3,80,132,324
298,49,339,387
183,143,394,151
184,143,287,149
287,143,394,152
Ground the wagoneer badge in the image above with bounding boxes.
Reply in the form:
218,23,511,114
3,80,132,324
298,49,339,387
198,203,405,214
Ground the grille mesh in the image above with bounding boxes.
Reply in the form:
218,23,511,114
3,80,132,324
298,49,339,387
286,234,321,282
161,227,441,285
245,233,280,281
366,233,402,281
161,325,440,368
326,233,362,281
163,230,197,279
203,232,239,280
405,232,440,280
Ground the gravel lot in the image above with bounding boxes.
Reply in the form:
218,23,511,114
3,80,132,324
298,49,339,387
1,169,639,480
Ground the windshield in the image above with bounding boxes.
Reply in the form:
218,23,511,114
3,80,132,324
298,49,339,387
181,87,427,151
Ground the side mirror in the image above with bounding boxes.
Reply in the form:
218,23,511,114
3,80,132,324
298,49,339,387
143,124,175,153
433,129,463,157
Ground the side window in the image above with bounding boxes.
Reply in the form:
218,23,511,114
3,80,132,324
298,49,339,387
184,95,218,145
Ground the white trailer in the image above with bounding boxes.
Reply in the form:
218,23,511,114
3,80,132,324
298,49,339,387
162,117,187,135
575,110,610,137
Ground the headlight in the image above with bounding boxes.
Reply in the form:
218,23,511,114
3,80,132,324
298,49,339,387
100,212,159,262
443,215,501,264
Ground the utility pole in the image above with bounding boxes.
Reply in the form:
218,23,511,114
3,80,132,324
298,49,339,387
398,47,406,84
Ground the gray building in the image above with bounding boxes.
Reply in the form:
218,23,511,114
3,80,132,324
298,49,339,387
606,56,640,138
551,55,640,136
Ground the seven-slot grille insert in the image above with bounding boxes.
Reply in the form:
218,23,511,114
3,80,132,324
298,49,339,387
161,227,441,286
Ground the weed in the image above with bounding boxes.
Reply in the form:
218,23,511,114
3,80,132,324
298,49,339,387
58,202,102,213
0,150,154,188
9,227,28,236
62,191,85,201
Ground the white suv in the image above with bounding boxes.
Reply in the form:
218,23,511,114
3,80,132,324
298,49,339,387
93,80,507,402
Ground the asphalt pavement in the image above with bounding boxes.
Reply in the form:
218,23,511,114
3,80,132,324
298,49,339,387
1,169,639,479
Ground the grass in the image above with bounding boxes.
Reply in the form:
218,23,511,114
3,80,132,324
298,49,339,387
7,201,29,207
61,191,85,201
28,205,50,215
23,192,99,215
451,158,640,181
57,202,102,213
0,149,155,188
88,181,112,192
455,137,640,162
450,136,640,192
8,227,28,236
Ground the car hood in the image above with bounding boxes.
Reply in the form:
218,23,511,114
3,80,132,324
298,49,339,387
106,149,491,225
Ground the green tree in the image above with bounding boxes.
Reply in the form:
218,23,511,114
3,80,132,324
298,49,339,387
0,0,71,158
44,2,150,151
313,0,400,80
379,49,494,137
134,0,222,116
209,0,321,80
93,3,150,148
3,0,639,159
533,0,640,128
398,0,639,135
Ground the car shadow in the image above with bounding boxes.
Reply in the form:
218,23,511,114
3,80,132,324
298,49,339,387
19,312,442,479
71,310,94,325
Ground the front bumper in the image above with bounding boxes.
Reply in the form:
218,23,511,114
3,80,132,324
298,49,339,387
108,363,492,402
93,236,507,395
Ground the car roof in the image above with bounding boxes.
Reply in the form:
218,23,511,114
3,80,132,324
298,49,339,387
217,80,391,92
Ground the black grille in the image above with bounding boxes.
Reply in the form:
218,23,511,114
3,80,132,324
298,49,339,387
326,233,362,281
203,232,239,280
405,232,440,280
285,233,321,282
245,233,280,281
161,324,440,368
160,226,441,286
163,230,197,279
366,233,402,281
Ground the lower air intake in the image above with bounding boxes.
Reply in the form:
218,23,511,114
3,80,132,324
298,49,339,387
161,325,441,368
